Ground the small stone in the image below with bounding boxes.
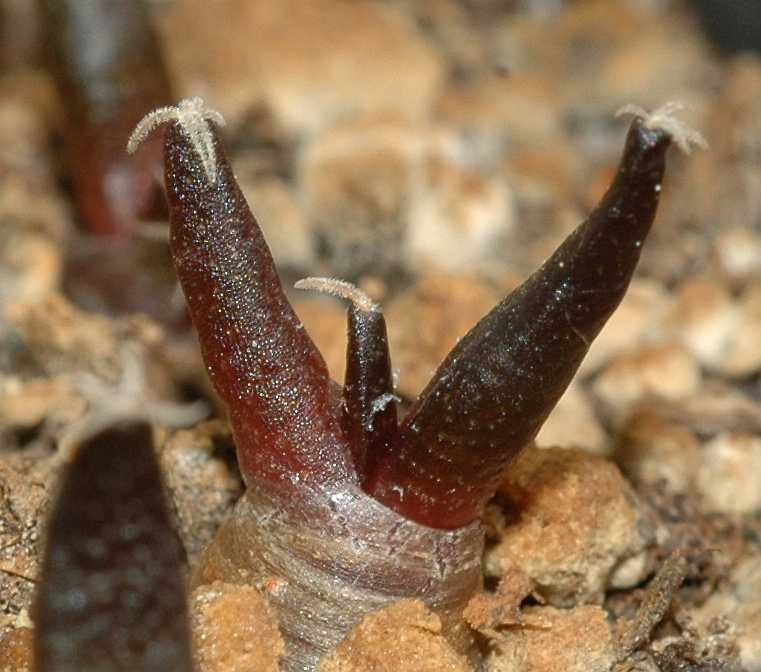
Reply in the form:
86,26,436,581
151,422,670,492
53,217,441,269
691,554,761,672
0,627,33,672
386,273,501,398
298,118,456,277
191,581,283,672
6,293,167,384
0,376,82,435
463,565,534,636
535,382,607,455
405,156,514,273
0,453,54,625
160,0,444,134
0,84,69,245
696,433,761,514
161,422,243,562
721,281,761,377
592,342,701,421
437,72,562,150
484,606,615,672
241,178,313,270
715,227,761,283
317,600,471,672
614,409,701,494
664,278,737,370
599,18,711,109
0,231,60,304
485,447,655,605
581,279,669,374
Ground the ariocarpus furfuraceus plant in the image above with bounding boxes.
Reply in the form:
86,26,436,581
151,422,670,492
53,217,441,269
33,97,704,672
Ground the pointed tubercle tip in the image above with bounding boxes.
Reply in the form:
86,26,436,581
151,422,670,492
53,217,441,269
126,97,226,183
615,101,707,154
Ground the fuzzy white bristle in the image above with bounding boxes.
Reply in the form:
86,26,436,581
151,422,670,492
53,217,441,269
616,101,707,155
127,97,226,183
294,277,381,313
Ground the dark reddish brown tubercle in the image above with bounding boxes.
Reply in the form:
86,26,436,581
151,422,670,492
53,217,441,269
39,0,187,327
366,119,672,528
34,421,193,672
150,102,355,489
39,0,172,236
294,277,399,484
129,98,688,669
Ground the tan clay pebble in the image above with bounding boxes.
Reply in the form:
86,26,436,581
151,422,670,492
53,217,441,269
581,278,670,375
692,554,761,671
386,272,500,398
0,626,34,672
159,0,444,133
696,433,761,514
484,606,615,672
664,277,737,370
593,342,701,421
485,447,655,605
316,599,472,672
191,581,284,672
614,409,701,494
535,381,607,455
721,281,761,377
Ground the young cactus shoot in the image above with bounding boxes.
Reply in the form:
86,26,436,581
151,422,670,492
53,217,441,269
128,97,697,670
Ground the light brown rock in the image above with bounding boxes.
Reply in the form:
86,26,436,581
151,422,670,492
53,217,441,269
485,447,654,605
535,382,607,455
581,279,669,375
592,342,701,420
692,554,761,672
696,433,761,514
292,294,350,383
6,293,166,383
385,272,501,398
0,376,82,436
316,599,471,672
160,422,243,562
406,155,514,273
299,118,434,277
0,83,69,245
599,17,712,110
484,606,615,672
463,565,533,636
160,0,444,134
664,278,737,370
437,72,562,149
241,178,313,270
715,227,761,283
191,581,283,672
614,410,701,494
721,281,761,377
0,231,60,304
0,453,54,628
0,626,33,672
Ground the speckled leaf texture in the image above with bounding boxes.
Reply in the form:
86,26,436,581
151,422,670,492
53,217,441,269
34,422,193,672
